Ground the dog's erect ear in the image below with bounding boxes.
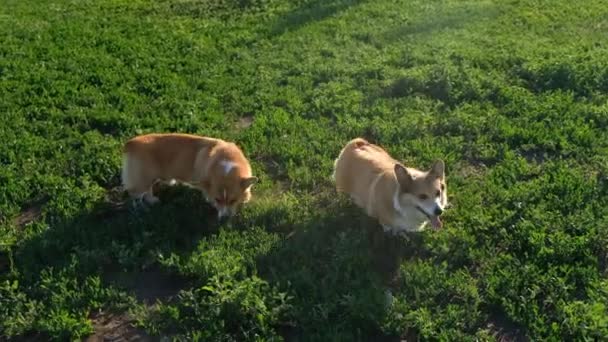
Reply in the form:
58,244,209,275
429,160,445,179
240,176,258,189
394,164,413,192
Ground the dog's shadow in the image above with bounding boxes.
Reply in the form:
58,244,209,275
366,225,430,287
227,192,431,339
13,183,222,301
10,184,430,340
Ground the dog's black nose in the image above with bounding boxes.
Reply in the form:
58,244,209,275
434,207,443,216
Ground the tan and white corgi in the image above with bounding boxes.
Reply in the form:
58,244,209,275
121,133,257,219
333,138,447,234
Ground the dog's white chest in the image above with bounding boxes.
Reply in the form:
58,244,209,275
388,191,427,233
391,206,426,232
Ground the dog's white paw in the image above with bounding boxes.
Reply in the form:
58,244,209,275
144,194,160,205
384,289,394,309
146,198,160,205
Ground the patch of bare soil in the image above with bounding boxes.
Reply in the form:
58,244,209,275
236,116,254,129
13,196,48,229
255,155,284,179
520,148,546,164
85,269,188,341
456,162,488,179
85,312,152,342
486,312,528,342
103,268,188,305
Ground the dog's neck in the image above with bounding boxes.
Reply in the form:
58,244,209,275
392,187,427,231
392,188,408,217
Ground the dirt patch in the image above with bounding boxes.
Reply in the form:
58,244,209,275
486,312,528,342
255,155,289,182
236,116,254,129
88,269,188,341
103,268,188,305
520,148,546,164
13,207,40,227
13,197,48,229
456,162,488,179
85,312,152,342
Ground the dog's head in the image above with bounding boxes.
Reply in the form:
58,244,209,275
201,175,258,219
394,160,448,230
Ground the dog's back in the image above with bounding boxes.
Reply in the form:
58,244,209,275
333,138,397,219
121,133,219,195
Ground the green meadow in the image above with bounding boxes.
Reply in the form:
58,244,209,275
1,0,607,340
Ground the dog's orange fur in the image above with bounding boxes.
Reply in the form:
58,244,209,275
121,133,257,218
333,138,447,233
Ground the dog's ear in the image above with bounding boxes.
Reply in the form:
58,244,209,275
429,159,445,179
394,164,413,192
240,176,258,189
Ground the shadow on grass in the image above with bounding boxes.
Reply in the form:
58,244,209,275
235,193,430,340
9,184,431,340
368,3,502,107
10,184,223,336
19,185,217,269
379,2,501,44
149,0,268,19
270,0,366,37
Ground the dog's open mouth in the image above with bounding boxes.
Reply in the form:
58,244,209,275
416,206,442,230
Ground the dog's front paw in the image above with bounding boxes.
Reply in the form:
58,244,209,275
144,194,160,205
397,230,411,242
382,224,393,233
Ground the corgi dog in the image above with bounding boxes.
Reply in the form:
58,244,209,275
333,138,447,234
121,133,257,219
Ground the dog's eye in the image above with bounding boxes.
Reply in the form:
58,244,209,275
418,194,428,200
440,183,445,190
436,190,440,197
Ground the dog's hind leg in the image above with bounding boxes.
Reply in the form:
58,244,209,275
122,153,160,206
382,224,390,232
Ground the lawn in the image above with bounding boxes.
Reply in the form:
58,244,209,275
1,0,607,340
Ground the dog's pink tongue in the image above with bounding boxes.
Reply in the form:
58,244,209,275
430,216,442,230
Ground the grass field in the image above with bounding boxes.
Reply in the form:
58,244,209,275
1,0,608,340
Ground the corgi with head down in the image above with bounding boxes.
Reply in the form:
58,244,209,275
121,133,257,219
333,138,448,234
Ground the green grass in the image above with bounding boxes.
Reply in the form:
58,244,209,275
1,0,608,340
